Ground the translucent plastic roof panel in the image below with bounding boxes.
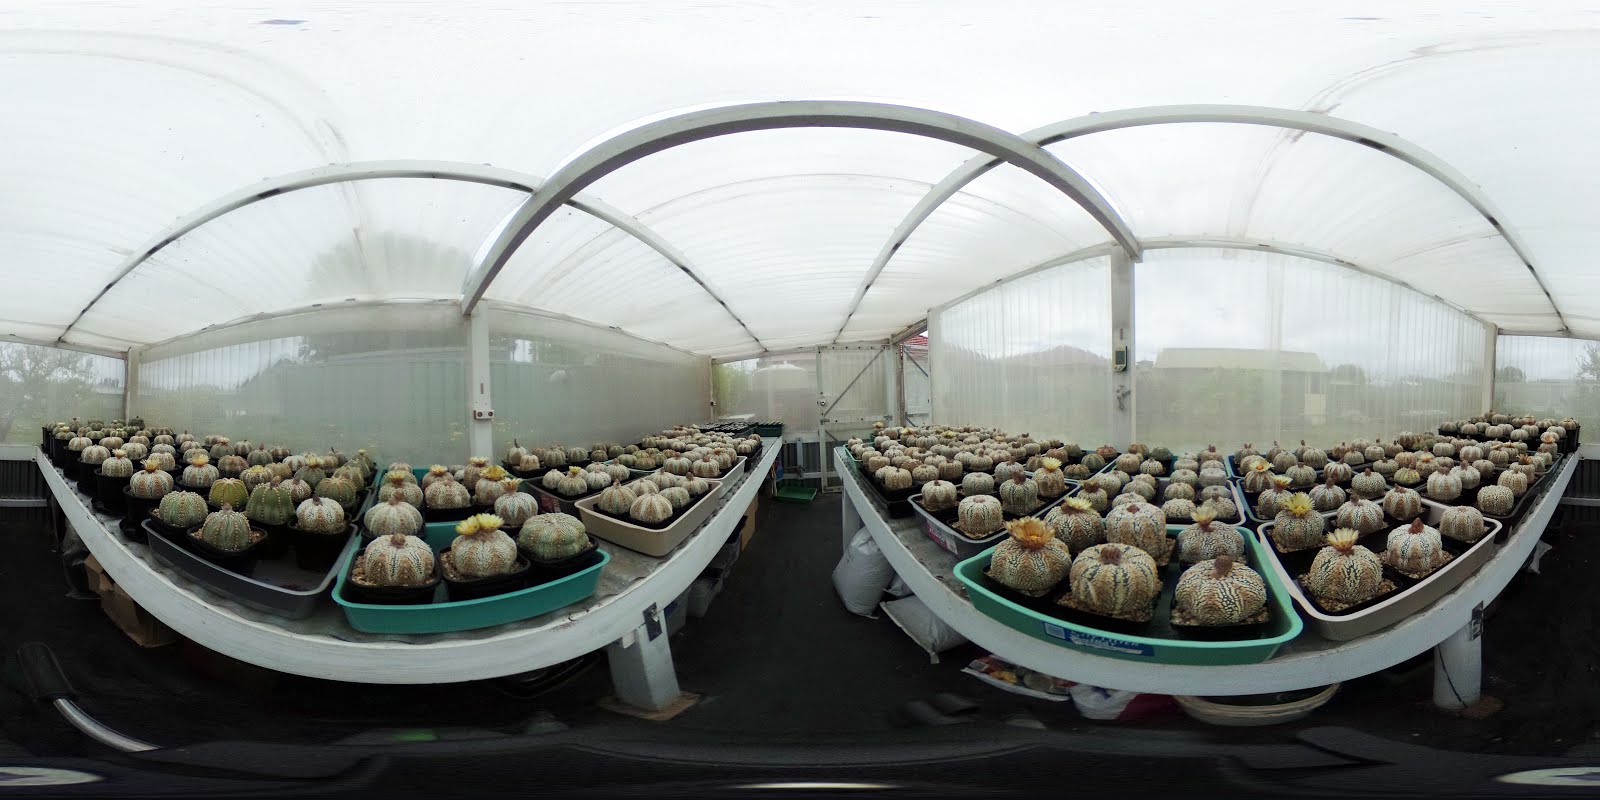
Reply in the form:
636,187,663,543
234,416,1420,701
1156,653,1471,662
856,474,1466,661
632,173,936,350
845,163,1115,341
74,179,529,347
484,209,758,356
1302,37,1600,337
13,2,1600,354
1044,125,1554,330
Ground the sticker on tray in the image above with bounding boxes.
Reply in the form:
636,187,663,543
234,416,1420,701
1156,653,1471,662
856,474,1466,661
1043,623,1154,657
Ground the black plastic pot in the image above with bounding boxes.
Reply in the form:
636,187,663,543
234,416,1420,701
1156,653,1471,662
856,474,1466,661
183,526,268,578
120,486,159,536
286,521,354,572
61,457,82,483
94,470,130,515
422,504,475,524
253,521,292,560
341,555,440,606
525,543,603,586
443,551,531,602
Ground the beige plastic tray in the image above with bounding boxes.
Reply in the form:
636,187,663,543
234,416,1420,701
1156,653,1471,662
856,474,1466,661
574,476,726,557
1256,497,1502,641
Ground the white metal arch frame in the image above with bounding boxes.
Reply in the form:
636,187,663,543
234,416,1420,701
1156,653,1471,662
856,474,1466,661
55,160,767,353
460,101,1144,320
834,103,1569,342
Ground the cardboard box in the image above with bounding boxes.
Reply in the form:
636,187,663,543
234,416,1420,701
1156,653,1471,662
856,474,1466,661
739,496,760,549
101,584,177,648
84,554,114,597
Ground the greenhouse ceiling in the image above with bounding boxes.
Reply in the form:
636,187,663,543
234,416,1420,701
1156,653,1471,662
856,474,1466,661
7,1,1600,361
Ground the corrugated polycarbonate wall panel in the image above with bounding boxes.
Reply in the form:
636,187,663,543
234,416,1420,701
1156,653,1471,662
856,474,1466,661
1133,249,1489,452
488,308,710,455
133,305,467,467
0,344,125,445
929,257,1113,442
713,353,820,435
1493,336,1600,431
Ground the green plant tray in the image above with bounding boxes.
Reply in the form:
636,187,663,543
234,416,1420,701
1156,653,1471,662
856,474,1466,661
773,480,817,503
952,525,1304,665
332,536,609,635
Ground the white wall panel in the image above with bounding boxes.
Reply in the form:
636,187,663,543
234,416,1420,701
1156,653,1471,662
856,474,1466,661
714,354,819,435
133,305,467,467
488,308,710,454
1134,249,1489,453
0,344,125,445
930,257,1113,443
1494,336,1600,431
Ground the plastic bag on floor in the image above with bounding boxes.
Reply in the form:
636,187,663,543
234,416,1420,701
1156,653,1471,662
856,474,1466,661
832,527,895,616
879,595,968,663
885,574,913,598
1069,684,1177,721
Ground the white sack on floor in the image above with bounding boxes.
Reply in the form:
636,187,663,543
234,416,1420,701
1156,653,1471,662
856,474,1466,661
885,574,913,598
832,527,895,616
879,595,968,663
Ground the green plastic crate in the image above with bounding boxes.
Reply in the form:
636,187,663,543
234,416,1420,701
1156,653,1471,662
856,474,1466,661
953,525,1303,665
335,511,610,634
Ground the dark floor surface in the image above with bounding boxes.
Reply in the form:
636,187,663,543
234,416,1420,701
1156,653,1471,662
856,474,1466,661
1,494,1597,758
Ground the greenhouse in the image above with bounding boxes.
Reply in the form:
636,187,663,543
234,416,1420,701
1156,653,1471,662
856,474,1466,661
7,2,1600,795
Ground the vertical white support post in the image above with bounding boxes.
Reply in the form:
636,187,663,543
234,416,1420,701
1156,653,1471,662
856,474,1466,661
123,347,142,422
1483,324,1499,414
1433,619,1482,709
1109,251,1135,448
886,343,902,427
605,617,684,712
467,309,494,457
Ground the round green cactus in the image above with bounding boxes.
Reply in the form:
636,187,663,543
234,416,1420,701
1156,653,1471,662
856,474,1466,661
208,478,249,509
518,513,589,561
198,506,253,552
315,476,359,508
294,456,327,489
158,491,208,529
245,481,295,527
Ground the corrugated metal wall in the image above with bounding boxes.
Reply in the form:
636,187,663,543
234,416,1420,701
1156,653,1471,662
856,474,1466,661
0,343,125,445
489,307,711,453
929,256,1114,442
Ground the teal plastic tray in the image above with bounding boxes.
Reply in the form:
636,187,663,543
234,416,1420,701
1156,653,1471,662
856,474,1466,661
953,525,1304,665
333,533,610,634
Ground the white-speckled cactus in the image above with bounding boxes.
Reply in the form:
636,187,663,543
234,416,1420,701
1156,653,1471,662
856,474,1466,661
1335,497,1385,535
986,518,1071,597
295,497,346,533
1440,506,1487,542
1069,543,1161,618
1386,518,1445,576
365,494,425,538
957,495,1005,538
1306,528,1383,606
1176,506,1244,563
362,533,435,586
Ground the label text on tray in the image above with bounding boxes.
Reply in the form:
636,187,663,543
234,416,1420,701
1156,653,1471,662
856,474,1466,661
1043,623,1155,657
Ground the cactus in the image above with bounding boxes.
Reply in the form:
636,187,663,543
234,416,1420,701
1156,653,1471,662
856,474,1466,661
1176,506,1245,563
294,455,326,489
157,491,208,529
1386,518,1445,576
505,439,528,465
332,465,366,491
1069,543,1161,617
518,513,590,561
424,473,471,509
1202,495,1239,521
1174,555,1267,626
956,495,1005,538
280,476,313,504
660,486,692,510
237,465,272,492
363,533,436,587
247,447,275,467
631,479,660,496
209,478,249,510
178,452,217,488
316,476,359,507
1350,468,1387,500
1477,484,1516,515
1323,461,1354,484
630,492,675,524
1381,486,1422,522
129,461,174,499
1255,475,1295,518
998,473,1039,515
1335,496,1385,535
473,465,511,505
1164,481,1196,502
1441,506,1487,543
216,454,247,478
295,497,346,533
101,450,134,478
960,472,995,497
80,444,110,466
463,456,491,490
1271,493,1325,549
552,466,588,497
986,518,1071,597
690,456,721,479
244,480,295,527
1106,503,1168,560
1307,528,1383,606
493,481,537,527
598,483,637,515
920,480,958,512
365,494,425,538
207,438,233,462
198,506,254,552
